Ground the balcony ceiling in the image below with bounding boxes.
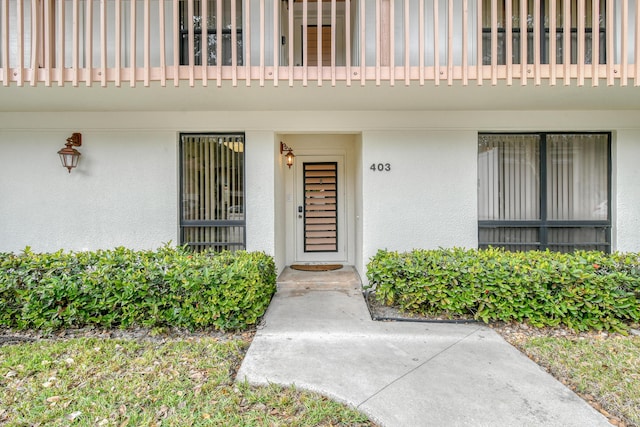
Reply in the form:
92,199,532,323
1,81,639,113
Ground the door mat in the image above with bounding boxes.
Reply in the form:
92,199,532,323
290,264,343,272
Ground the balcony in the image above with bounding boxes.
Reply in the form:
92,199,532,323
1,0,638,89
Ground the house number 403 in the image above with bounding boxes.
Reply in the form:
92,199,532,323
370,163,391,172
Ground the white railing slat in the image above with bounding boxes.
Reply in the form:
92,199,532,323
0,0,637,88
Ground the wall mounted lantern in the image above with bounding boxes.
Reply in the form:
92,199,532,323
280,142,295,169
58,133,82,173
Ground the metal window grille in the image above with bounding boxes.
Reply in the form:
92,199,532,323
478,132,611,253
179,133,245,252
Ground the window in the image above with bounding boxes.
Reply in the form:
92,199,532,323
179,0,243,66
482,0,606,65
180,133,245,252
478,132,611,252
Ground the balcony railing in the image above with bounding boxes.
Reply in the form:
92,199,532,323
1,0,638,88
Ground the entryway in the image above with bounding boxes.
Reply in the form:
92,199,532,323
295,155,345,262
278,133,360,268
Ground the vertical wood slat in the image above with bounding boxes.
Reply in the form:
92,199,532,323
477,0,482,85
462,0,468,85
1,0,8,86
288,0,293,86
72,0,79,86
345,0,351,86
550,0,557,85
84,0,92,86
636,0,640,86
360,0,365,86
376,0,380,85
317,0,322,85
331,0,336,86
506,0,512,85
158,0,165,87
578,0,586,86
419,0,424,85
433,0,439,85
491,0,497,85
115,0,122,86
245,0,252,86
15,0,24,86
130,0,137,87
260,0,265,86
621,0,628,85
606,0,613,84
144,0,150,87
389,0,395,86
534,0,541,85
173,0,179,86
447,0,453,85
216,0,222,87
100,0,107,87
57,0,64,86
404,0,409,86
303,0,307,86
520,0,527,85
563,0,571,85
44,0,53,86
29,0,38,86
273,0,278,86
201,0,207,86
592,0,600,86
186,0,194,86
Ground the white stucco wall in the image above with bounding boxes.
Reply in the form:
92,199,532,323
614,129,640,252
361,130,478,269
0,129,177,253
244,131,276,256
0,116,278,256
2,109,640,273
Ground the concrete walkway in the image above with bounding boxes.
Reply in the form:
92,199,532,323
236,266,611,427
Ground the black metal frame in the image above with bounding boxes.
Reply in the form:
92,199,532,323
178,132,247,252
478,131,612,253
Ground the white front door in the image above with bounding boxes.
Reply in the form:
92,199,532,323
295,155,347,263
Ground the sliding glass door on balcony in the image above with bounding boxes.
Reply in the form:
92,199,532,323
478,133,611,253
481,0,607,65
179,0,243,66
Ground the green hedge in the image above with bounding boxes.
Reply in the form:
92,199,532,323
367,248,640,333
0,246,277,331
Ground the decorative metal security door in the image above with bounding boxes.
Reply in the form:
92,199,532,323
303,162,338,252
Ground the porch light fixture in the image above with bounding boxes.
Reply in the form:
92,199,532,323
58,132,82,173
280,141,295,169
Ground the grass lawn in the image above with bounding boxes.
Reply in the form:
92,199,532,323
0,335,375,426
513,333,640,427
2,330,638,427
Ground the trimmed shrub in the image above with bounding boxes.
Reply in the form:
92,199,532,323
0,246,276,331
367,248,640,333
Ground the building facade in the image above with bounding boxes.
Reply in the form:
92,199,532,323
1,0,640,279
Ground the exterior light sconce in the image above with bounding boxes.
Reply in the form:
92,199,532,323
280,141,295,169
58,133,82,173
